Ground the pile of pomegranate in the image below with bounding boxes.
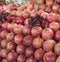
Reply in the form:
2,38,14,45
0,0,60,62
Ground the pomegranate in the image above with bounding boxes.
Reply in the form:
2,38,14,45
37,0,44,4
7,51,17,62
34,48,44,60
13,25,23,34
33,37,44,49
52,4,59,13
23,35,33,46
6,32,14,41
31,26,42,37
17,54,26,62
26,57,37,62
47,13,57,22
43,39,56,51
25,47,34,57
7,42,16,51
16,44,25,54
46,0,53,7
56,56,60,62
43,51,56,62
22,25,31,35
1,39,8,48
55,30,60,41
49,22,60,32
14,34,23,44
42,28,54,40
54,43,60,55
0,30,8,39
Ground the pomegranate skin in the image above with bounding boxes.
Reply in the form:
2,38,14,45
14,34,23,44
43,39,56,51
55,30,60,41
34,48,44,60
43,51,56,62
22,25,31,35
56,56,60,62
33,37,44,49
54,43,60,55
42,28,54,40
47,13,57,22
49,22,60,32
46,0,54,7
17,54,26,62
31,26,42,37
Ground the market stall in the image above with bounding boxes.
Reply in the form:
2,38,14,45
0,0,60,62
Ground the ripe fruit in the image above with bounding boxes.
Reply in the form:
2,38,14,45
39,4,46,10
1,39,8,48
43,51,56,62
25,47,34,57
2,59,8,62
16,45,25,54
49,22,60,32
52,4,59,13
26,57,37,62
56,0,60,3
54,43,60,55
45,7,51,13
0,49,8,58
42,28,54,40
31,26,42,37
13,25,23,34
16,17,24,24
37,0,44,5
7,23,13,32
34,48,44,60
7,42,16,51
14,34,23,44
23,35,33,46
6,32,14,41
7,51,17,62
33,37,44,49
46,0,53,7
55,30,60,41
22,25,31,35
47,13,57,22
0,30,8,39
1,22,8,29
17,54,26,62
43,39,56,51
56,56,60,62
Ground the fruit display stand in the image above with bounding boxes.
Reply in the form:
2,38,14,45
0,0,60,62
